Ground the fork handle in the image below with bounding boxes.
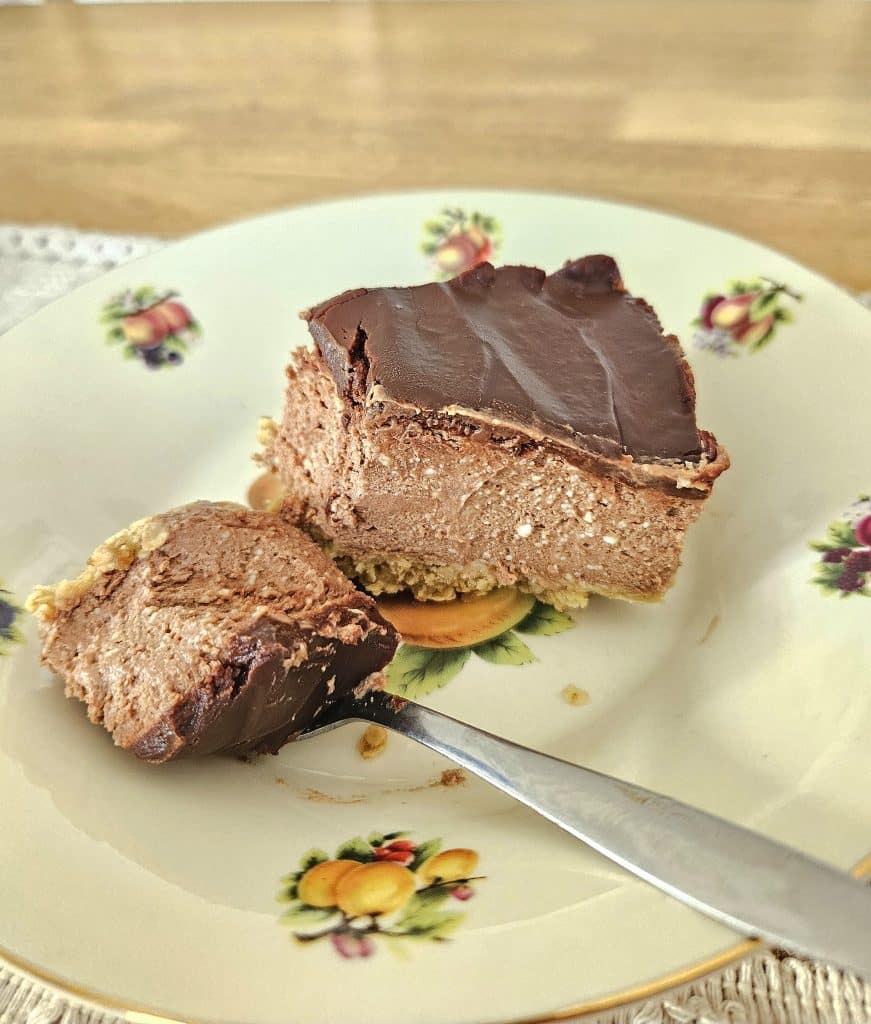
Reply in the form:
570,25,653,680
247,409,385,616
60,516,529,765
338,689,871,978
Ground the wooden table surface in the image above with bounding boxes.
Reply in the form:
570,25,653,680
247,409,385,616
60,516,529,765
1,1,869,289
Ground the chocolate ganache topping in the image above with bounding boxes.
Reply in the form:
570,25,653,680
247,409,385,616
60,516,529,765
305,255,704,463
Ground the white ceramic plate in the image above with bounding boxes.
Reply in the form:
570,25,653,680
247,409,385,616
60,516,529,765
1,191,869,1024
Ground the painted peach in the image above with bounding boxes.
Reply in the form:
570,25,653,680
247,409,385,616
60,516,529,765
335,861,416,917
121,310,168,348
297,859,361,908
377,588,534,649
417,849,479,884
435,238,476,275
152,300,191,333
435,229,492,276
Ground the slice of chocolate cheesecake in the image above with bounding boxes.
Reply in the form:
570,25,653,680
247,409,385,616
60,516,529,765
26,502,397,763
264,256,729,608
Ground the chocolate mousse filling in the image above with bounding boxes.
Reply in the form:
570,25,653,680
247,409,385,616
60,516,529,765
267,256,729,607
27,502,398,763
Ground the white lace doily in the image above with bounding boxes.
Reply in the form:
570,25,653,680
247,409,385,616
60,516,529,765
1,224,869,1024
0,224,163,335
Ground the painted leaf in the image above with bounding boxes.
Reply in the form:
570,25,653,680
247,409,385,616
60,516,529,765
385,645,471,699
729,280,757,296
395,903,465,938
813,562,844,583
409,838,442,873
298,848,329,871
515,600,574,636
276,881,299,903
749,330,776,353
420,913,465,940
280,904,336,925
749,292,779,319
406,885,452,910
334,837,375,862
395,892,461,934
472,631,536,666
827,522,858,548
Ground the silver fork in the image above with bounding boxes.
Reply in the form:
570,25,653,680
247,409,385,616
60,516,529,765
299,689,871,978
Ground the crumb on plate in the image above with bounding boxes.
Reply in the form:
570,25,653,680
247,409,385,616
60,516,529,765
561,684,590,707
357,724,388,760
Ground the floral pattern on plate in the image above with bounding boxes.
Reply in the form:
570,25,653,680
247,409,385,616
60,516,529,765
101,287,201,369
693,277,801,357
421,208,501,279
380,589,576,699
811,495,871,598
0,584,22,656
277,831,482,959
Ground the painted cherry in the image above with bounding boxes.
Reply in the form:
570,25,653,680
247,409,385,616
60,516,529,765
384,839,416,852
153,300,192,333
700,294,726,329
373,846,414,866
854,514,871,547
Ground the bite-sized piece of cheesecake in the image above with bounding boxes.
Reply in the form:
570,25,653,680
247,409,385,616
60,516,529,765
263,256,729,609
26,502,397,763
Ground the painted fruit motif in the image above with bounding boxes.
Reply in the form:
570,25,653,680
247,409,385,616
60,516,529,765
811,494,871,598
693,277,801,357
101,286,201,369
421,208,502,280
278,831,484,958
377,588,535,648
381,588,577,700
0,585,22,656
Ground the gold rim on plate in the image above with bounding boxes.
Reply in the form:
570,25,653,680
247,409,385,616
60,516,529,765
4,854,869,1024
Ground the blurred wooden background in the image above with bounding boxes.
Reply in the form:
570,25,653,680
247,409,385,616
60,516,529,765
1,0,868,288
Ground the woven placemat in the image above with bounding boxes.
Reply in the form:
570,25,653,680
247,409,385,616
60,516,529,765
1,224,869,1024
